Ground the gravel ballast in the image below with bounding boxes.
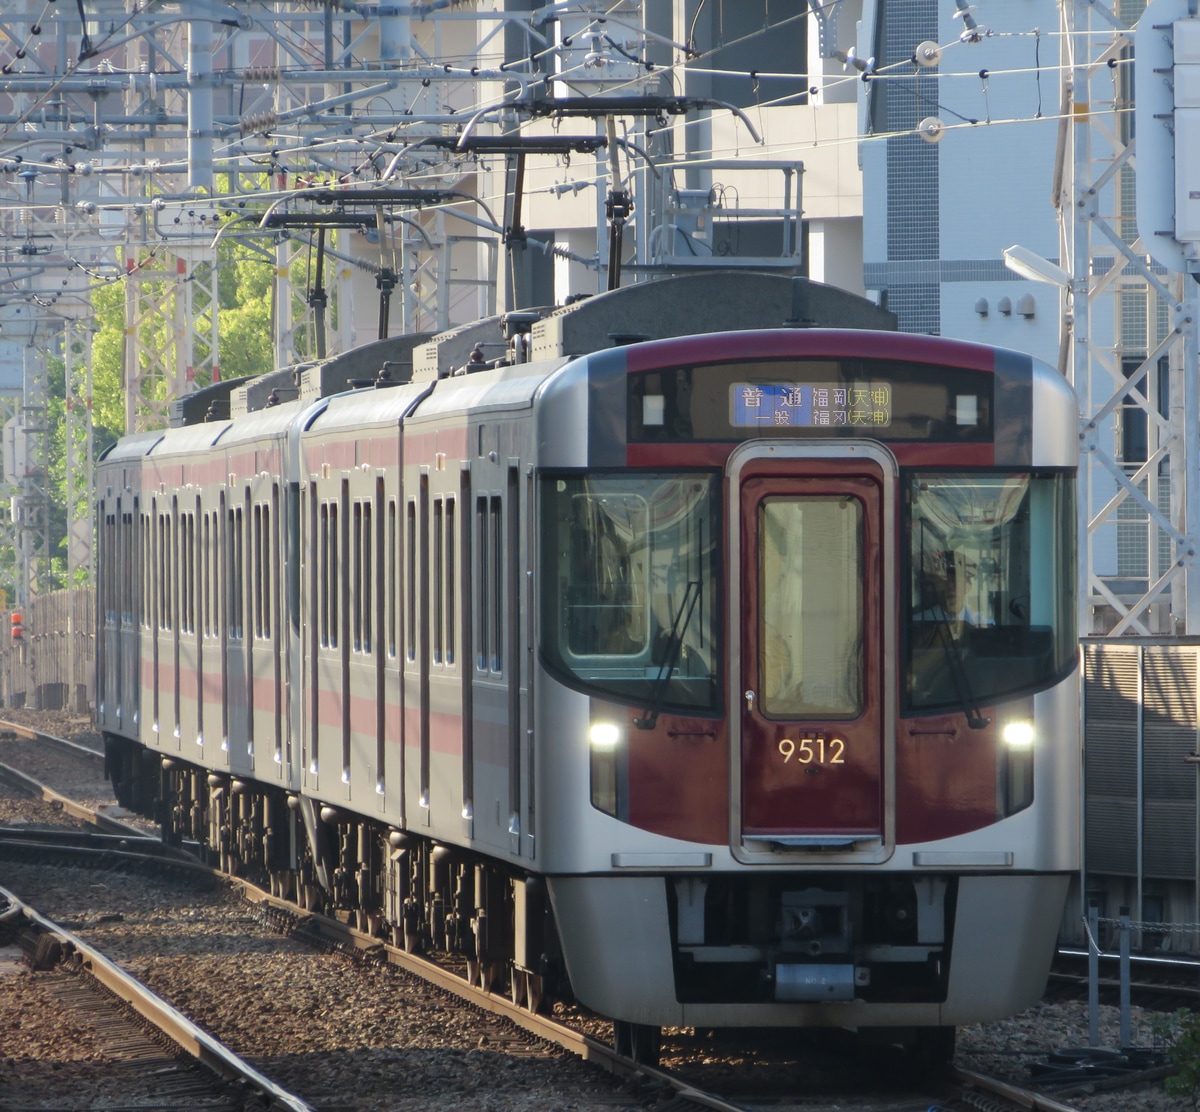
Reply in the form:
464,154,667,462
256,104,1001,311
0,708,1195,1111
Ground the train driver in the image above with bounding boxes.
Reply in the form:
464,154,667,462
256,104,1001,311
916,549,990,630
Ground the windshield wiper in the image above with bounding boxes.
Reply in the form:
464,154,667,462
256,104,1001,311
634,580,701,730
933,618,990,730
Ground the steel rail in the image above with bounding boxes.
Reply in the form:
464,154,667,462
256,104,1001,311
0,883,317,1112
0,718,104,761
0,829,216,877
0,759,139,836
949,1066,1087,1112
232,876,752,1112
2,726,1088,1112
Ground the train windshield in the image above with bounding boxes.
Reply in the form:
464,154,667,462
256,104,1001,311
906,471,1076,713
539,473,720,713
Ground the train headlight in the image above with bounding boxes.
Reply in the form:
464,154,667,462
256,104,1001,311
589,721,622,750
1002,720,1035,748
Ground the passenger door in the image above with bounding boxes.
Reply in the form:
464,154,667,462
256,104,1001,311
730,443,895,863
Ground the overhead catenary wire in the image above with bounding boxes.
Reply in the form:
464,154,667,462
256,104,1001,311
0,1,1141,311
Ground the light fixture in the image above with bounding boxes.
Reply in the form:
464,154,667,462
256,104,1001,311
1016,294,1036,318
974,298,989,317
1002,245,1070,288
1002,721,1035,748
589,721,622,749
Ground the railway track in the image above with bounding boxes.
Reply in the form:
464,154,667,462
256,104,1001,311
0,883,315,1112
0,714,1170,1112
1050,949,1200,1009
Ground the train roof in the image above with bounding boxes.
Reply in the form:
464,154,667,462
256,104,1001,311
168,332,435,428
158,274,897,431
301,379,431,434
213,398,312,444
526,272,896,360
96,428,169,465
409,273,896,380
409,357,570,420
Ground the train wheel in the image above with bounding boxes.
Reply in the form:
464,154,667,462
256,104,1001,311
510,968,526,1007
613,1021,660,1067
480,961,501,994
467,959,481,987
525,972,544,1014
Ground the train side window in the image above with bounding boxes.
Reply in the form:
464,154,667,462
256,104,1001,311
362,499,372,656
433,498,444,664
539,473,720,713
178,511,185,634
127,512,134,626
181,511,194,636
406,499,417,662
179,511,187,635
157,513,166,631
253,504,263,639
229,505,244,641
188,506,195,628
350,498,373,656
388,499,398,659
320,502,330,648
490,495,502,673
353,501,363,652
142,513,151,630
118,513,129,623
114,515,121,623
171,510,180,633
156,512,162,630
210,510,220,638
445,497,456,666
476,496,488,672
329,499,339,649
202,514,210,637
102,513,112,622
108,512,116,623
265,501,273,639
109,512,118,624
120,513,127,623
191,510,198,635
166,512,175,632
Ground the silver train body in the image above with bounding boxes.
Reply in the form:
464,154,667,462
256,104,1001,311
96,274,1080,1060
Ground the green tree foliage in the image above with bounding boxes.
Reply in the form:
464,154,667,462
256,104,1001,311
215,246,274,381
1154,1008,1200,1110
38,237,278,589
89,279,127,441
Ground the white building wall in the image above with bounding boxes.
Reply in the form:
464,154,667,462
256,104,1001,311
860,0,1065,367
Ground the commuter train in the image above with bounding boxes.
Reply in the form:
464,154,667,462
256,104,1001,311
96,272,1080,1065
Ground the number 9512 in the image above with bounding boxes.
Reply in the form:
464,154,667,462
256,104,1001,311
778,736,845,764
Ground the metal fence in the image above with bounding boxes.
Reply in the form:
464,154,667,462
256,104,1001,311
0,588,94,713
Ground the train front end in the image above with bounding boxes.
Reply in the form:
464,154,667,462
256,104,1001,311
532,329,1080,1041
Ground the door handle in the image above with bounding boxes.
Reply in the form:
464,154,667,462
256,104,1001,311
744,689,755,711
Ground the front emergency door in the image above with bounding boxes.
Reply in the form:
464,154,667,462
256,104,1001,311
738,463,885,845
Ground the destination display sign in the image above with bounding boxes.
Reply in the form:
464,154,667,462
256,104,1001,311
730,383,892,428
626,357,995,444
